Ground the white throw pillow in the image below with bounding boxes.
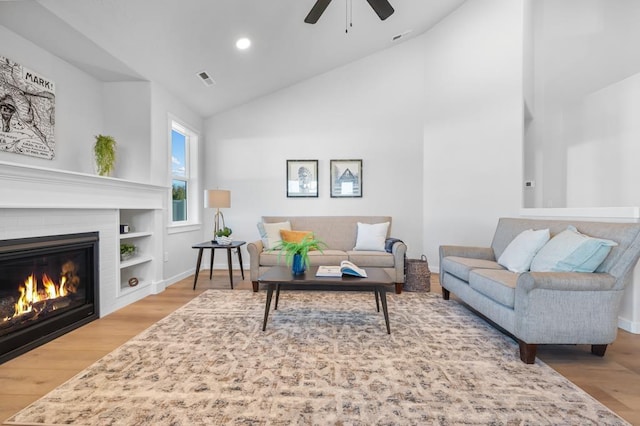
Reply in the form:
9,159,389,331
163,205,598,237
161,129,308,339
497,228,550,273
256,221,291,249
530,225,617,273
353,222,389,252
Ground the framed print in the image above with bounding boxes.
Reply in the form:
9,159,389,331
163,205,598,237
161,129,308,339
286,159,318,197
330,159,362,198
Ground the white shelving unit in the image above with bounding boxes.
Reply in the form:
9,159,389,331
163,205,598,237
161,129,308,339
118,210,157,297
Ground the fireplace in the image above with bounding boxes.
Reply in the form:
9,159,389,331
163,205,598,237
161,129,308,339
0,232,99,364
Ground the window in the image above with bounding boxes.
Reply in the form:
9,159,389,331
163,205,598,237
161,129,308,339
170,119,199,227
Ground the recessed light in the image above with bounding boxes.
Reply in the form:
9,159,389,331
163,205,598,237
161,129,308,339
236,38,251,50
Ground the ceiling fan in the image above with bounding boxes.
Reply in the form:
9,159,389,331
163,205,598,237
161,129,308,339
304,0,395,24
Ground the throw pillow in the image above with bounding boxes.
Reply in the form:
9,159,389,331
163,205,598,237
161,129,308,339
280,229,314,244
497,228,550,273
530,225,618,272
353,222,390,252
256,221,291,249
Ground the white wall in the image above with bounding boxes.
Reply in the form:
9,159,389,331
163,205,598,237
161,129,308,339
422,0,524,267
525,0,640,208
103,81,152,182
205,36,426,265
150,83,205,284
1,24,206,289
0,24,103,174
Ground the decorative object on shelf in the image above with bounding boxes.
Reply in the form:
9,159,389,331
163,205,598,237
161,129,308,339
94,134,117,176
206,189,231,237
128,277,139,287
286,159,318,198
119,224,130,234
330,159,362,198
120,243,136,261
271,232,326,275
214,226,233,245
0,55,56,160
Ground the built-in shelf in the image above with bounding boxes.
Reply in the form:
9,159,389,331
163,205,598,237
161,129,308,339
119,231,153,240
118,209,160,298
119,254,153,269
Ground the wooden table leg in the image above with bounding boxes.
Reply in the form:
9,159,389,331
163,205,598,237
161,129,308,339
209,248,215,280
237,247,245,280
226,248,234,289
379,287,391,334
275,284,281,310
374,289,380,312
193,248,204,290
262,283,274,331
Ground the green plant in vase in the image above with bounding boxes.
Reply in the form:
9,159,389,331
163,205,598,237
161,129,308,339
94,134,117,176
120,243,136,261
271,233,327,275
215,226,233,245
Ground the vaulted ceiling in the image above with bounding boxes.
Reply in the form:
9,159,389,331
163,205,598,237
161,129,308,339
0,0,466,117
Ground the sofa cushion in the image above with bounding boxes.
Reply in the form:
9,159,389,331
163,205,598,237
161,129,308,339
469,269,518,308
257,221,291,249
308,250,349,265
530,225,618,273
280,229,314,243
497,229,550,273
259,249,348,267
347,250,395,268
441,256,504,282
353,222,389,252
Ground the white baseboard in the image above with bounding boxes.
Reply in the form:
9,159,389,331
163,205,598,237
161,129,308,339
618,317,640,334
163,268,196,289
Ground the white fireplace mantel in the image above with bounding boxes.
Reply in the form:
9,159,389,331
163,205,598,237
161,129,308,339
0,160,166,210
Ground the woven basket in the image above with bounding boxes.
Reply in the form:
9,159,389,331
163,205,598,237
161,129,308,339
405,255,431,292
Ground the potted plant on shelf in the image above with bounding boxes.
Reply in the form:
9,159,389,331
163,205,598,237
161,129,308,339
94,134,117,176
271,233,327,275
215,226,233,245
120,243,136,261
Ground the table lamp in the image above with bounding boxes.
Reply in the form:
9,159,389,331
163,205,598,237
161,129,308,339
206,189,231,237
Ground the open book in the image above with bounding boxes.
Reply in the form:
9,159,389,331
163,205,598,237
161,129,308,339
316,260,367,278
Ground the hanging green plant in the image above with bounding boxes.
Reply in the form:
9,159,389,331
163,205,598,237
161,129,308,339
94,134,117,176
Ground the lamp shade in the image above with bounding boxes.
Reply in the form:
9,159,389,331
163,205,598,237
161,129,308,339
206,189,231,208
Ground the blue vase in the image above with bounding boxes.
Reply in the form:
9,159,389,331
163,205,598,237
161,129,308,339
291,253,306,275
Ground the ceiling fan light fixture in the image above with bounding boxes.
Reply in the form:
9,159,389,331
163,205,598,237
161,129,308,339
236,38,251,50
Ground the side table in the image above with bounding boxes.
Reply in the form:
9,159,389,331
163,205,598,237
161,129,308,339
191,240,246,290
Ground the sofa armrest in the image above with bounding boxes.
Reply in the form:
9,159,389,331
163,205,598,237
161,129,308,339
517,272,617,294
389,239,407,283
247,240,264,282
439,245,495,261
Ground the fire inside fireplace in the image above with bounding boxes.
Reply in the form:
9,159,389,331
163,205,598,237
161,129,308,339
0,232,99,364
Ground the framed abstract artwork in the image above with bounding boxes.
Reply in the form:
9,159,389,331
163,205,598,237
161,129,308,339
330,159,362,198
286,159,318,197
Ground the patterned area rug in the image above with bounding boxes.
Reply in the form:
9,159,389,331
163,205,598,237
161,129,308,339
5,290,629,425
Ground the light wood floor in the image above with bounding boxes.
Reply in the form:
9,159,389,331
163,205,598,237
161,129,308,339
1,271,639,425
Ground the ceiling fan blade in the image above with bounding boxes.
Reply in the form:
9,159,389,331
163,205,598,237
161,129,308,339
304,0,332,24
366,0,395,20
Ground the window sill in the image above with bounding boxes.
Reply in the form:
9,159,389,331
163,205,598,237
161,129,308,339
167,223,202,235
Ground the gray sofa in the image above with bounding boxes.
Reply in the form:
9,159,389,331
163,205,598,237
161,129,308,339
248,216,407,293
439,217,640,364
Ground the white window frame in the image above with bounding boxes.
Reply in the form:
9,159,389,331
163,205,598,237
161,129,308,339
168,117,200,233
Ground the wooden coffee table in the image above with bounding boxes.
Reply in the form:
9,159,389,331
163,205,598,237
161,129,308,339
258,266,395,334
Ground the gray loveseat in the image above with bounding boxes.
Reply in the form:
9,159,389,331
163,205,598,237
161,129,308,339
248,216,407,293
439,217,640,364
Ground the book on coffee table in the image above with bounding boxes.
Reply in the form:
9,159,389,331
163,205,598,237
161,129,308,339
316,260,367,278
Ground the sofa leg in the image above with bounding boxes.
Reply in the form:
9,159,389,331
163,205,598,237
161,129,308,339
252,281,259,292
518,340,537,364
395,283,402,294
442,288,450,300
591,344,607,357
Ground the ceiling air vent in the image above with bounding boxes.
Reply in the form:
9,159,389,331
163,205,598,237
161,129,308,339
197,71,215,87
